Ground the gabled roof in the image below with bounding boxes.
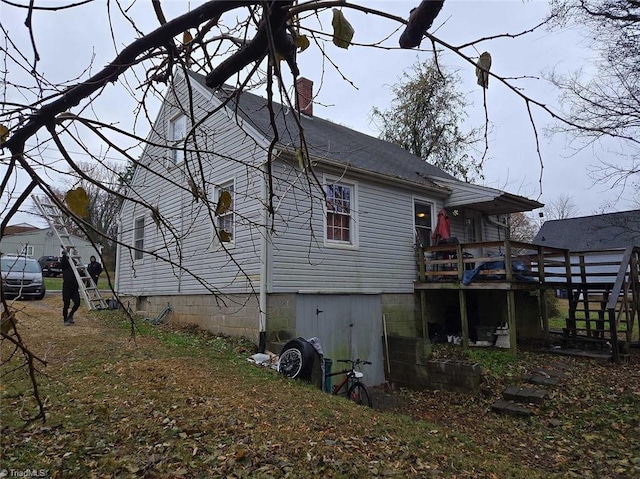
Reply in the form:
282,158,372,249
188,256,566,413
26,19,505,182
188,71,541,213
4,224,41,236
533,210,640,251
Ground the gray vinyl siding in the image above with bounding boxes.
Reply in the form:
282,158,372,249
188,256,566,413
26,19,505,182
269,161,441,293
117,76,267,296
0,229,99,262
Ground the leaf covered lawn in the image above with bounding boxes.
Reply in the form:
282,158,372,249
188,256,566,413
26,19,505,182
1,296,639,478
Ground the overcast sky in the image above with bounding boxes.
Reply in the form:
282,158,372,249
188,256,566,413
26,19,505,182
2,0,637,227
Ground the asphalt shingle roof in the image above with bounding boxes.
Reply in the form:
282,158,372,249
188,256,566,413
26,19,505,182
189,71,455,192
533,210,640,251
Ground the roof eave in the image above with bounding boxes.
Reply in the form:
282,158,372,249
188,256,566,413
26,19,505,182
277,146,451,197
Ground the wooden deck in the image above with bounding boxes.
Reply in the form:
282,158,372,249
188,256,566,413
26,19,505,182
414,241,640,363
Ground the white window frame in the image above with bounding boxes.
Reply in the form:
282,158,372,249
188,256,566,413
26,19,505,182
323,176,358,249
133,215,145,261
169,113,187,165
413,198,435,248
211,178,236,249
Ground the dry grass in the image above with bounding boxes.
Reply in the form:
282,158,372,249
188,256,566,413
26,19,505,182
1,295,639,478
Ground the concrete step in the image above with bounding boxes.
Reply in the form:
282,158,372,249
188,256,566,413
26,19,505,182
491,399,535,417
525,374,560,386
502,386,549,405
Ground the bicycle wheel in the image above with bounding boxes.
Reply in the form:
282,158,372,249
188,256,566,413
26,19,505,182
348,382,372,407
277,347,303,378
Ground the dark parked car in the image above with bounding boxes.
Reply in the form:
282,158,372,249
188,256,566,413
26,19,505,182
38,255,62,277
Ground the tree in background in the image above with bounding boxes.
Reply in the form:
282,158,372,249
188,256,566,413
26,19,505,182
30,161,129,270
543,193,580,220
509,212,538,242
548,0,640,199
371,59,483,182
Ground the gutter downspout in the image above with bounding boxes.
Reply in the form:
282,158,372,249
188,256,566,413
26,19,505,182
258,165,269,353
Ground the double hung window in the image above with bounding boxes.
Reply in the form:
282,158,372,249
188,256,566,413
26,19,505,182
325,181,356,245
414,201,434,247
215,180,235,245
134,216,145,260
169,114,187,164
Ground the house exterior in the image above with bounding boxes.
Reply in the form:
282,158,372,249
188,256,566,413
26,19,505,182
534,210,640,251
1,224,101,264
115,71,541,385
533,210,640,285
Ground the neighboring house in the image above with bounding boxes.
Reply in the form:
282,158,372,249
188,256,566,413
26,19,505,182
534,210,640,251
533,210,640,284
116,71,542,385
1,225,101,265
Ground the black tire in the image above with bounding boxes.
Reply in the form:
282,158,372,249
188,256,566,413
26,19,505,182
278,337,315,380
348,382,372,407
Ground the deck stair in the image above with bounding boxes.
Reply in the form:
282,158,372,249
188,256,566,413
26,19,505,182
561,248,640,362
32,194,108,311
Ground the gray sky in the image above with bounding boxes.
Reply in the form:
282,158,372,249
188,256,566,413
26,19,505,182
2,0,637,227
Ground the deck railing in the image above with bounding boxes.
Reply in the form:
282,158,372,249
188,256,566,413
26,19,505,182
416,241,640,362
416,240,570,284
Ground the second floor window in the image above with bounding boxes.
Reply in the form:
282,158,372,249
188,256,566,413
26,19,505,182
169,114,186,164
134,216,145,260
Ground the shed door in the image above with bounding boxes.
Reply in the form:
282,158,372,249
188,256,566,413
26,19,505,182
295,294,384,386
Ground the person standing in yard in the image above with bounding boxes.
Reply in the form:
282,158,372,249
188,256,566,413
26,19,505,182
61,249,80,326
87,255,102,286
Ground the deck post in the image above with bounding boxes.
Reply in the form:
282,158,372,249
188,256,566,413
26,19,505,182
459,290,469,349
609,308,619,363
537,247,549,346
417,247,428,339
507,289,517,355
504,240,513,281
630,251,639,343
564,250,576,334
420,291,428,339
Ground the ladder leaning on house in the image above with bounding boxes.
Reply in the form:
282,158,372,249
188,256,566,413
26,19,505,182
32,194,108,311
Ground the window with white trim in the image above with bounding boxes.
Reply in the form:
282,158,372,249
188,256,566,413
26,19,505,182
169,114,187,164
414,201,434,247
134,216,145,260
325,181,355,244
214,180,235,245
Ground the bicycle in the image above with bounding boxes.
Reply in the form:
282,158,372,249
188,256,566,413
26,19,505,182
327,359,372,407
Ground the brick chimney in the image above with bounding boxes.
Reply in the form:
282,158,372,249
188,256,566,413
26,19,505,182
295,77,313,117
